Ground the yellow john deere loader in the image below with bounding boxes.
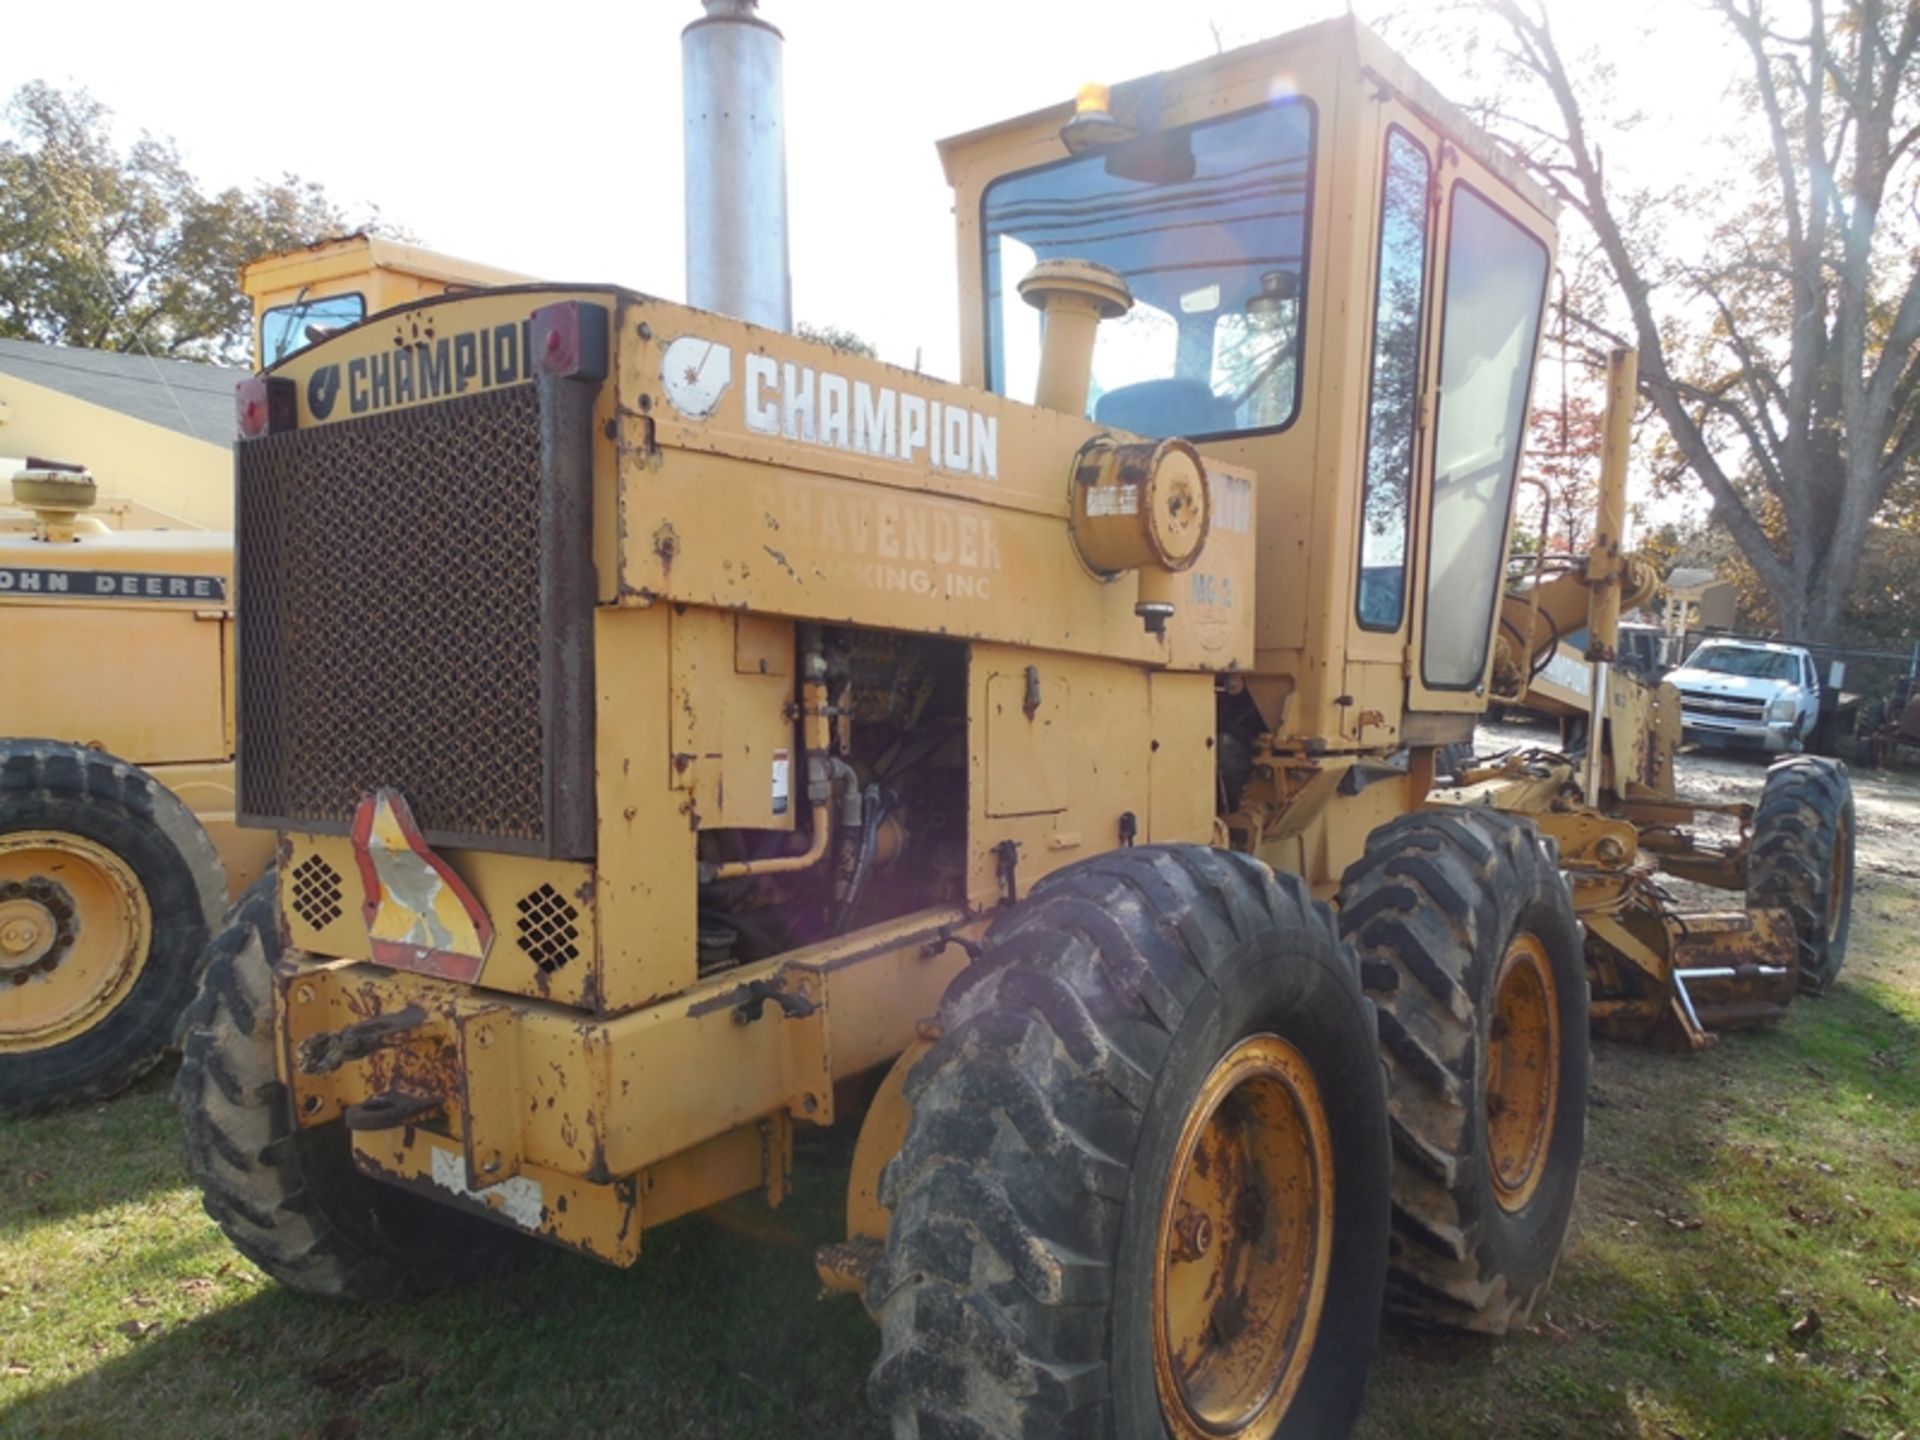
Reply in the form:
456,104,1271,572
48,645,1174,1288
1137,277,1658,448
0,237,527,1112
178,7,1853,1436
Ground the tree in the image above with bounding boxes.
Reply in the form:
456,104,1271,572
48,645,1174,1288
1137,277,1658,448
795,322,877,358
0,81,398,366
1521,390,1607,555
1473,0,1920,644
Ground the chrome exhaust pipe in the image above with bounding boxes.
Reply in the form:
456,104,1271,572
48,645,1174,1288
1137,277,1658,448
682,0,792,331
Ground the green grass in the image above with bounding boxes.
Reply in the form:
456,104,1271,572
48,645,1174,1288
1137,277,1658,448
1356,869,1920,1440
4,877,1918,1439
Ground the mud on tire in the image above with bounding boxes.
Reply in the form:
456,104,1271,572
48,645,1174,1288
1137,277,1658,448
1338,809,1588,1335
0,739,225,1113
175,873,525,1299
1748,755,1855,996
868,844,1391,1440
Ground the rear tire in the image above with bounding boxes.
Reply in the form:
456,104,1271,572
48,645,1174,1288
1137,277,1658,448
1748,756,1854,996
0,740,224,1113
869,845,1391,1439
175,873,526,1299
1338,809,1587,1334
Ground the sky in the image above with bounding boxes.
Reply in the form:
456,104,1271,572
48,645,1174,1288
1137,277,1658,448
2,0,1747,388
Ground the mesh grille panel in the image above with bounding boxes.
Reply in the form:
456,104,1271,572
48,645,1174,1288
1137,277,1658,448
237,385,549,848
289,855,344,929
516,883,580,973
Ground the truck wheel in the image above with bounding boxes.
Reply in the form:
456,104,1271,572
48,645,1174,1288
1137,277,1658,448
869,845,1390,1440
0,740,224,1113
175,873,526,1299
1338,809,1588,1335
1748,756,1854,996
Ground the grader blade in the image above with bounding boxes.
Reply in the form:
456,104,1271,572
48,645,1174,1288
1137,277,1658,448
1666,909,1799,1036
1586,902,1798,1050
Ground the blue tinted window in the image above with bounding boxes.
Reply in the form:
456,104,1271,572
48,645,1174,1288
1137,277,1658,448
984,100,1315,437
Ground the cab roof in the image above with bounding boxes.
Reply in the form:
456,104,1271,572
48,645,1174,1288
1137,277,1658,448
937,15,1556,222
240,234,532,299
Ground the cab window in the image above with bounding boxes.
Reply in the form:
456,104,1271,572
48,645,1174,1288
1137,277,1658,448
260,293,366,366
983,98,1315,438
1356,127,1432,632
1420,184,1550,689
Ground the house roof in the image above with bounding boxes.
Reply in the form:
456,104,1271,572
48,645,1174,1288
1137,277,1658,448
1667,567,1732,594
0,338,245,446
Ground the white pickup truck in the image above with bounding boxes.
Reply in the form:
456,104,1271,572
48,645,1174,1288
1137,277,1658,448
1668,639,1848,754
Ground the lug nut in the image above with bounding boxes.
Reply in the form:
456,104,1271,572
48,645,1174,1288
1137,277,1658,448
1172,1205,1214,1262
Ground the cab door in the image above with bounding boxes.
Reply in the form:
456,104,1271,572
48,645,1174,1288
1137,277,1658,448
1403,149,1557,717
1341,101,1442,748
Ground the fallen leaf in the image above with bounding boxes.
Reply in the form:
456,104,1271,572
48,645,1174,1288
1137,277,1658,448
2,1363,29,1377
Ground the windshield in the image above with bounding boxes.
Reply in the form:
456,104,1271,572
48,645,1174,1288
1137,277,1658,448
1683,645,1797,681
983,98,1315,438
260,293,366,366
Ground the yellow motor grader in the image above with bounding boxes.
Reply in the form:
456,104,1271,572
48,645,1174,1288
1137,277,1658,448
177,7,1852,1437
0,237,527,1112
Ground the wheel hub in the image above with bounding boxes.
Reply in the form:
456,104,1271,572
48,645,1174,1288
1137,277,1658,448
0,881,77,980
0,832,151,1052
1153,1033,1334,1439
1486,933,1560,1214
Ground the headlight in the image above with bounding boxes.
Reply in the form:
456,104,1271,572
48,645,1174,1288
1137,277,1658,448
1768,696,1798,722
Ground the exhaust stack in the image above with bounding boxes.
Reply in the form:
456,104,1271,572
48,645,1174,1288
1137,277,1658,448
683,0,792,332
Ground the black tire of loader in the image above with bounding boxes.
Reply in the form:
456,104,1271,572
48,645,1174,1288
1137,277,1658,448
868,844,1392,1440
0,739,224,1114
174,873,526,1300
1748,755,1855,997
1338,809,1588,1335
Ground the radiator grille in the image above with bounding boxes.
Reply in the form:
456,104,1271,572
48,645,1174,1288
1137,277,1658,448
237,384,559,850
1676,688,1767,723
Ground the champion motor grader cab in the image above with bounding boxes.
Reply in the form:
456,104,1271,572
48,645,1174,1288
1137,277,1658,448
0,237,528,1112
179,6,1854,1436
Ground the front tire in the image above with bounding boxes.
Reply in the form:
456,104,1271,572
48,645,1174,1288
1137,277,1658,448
175,873,526,1299
1338,809,1588,1334
869,845,1391,1439
1748,756,1854,996
0,740,224,1113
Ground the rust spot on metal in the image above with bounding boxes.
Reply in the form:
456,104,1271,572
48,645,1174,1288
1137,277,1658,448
653,522,680,575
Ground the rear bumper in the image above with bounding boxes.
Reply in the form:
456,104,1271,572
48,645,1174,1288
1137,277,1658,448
273,906,970,1263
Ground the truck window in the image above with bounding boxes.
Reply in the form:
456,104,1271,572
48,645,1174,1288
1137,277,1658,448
1356,127,1432,632
1683,645,1798,681
1420,183,1549,690
983,98,1315,438
261,293,367,366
